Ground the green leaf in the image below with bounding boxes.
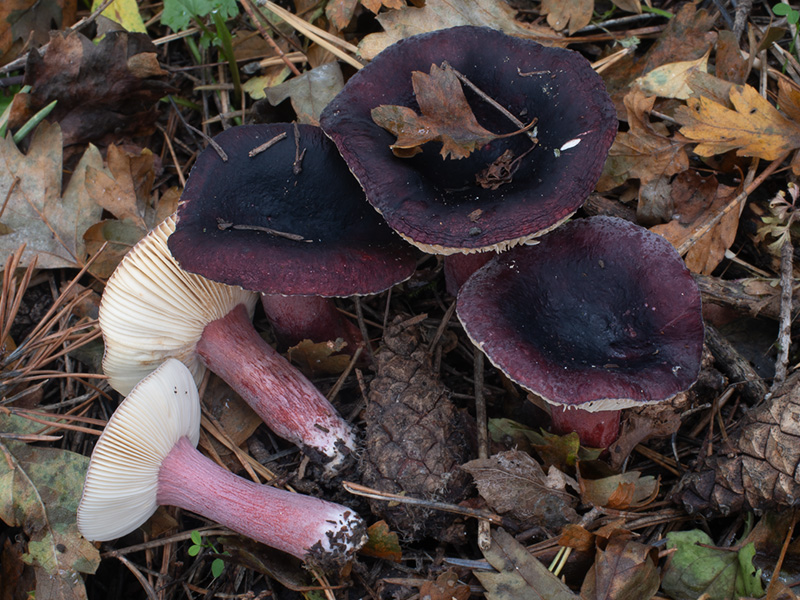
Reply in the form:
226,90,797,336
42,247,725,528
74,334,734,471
661,530,765,600
773,3,792,17
187,545,201,556
190,530,203,545
161,0,239,33
0,413,100,600
211,558,225,578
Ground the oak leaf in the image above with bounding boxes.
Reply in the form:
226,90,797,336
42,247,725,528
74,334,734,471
372,63,504,160
581,533,661,600
360,0,404,13
676,83,800,159
0,121,104,269
540,0,592,35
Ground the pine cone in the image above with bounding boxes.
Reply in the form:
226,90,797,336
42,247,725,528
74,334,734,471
361,315,473,539
679,370,800,514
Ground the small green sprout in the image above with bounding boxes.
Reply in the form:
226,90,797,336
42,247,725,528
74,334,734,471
188,530,228,579
773,3,800,69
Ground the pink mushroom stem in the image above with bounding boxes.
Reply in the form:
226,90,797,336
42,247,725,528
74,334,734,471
261,294,364,353
195,303,356,468
158,437,365,562
549,406,622,449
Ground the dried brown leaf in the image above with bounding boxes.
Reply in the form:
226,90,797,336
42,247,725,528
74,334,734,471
540,0,593,35
581,533,660,600
360,0,405,13
598,90,689,191
462,450,579,529
676,83,800,160
580,471,658,509
325,0,358,30
418,570,470,600
372,63,501,160
650,170,739,275
0,121,104,269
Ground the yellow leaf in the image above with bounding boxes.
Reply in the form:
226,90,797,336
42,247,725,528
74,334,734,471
636,47,711,99
92,0,146,33
676,84,800,159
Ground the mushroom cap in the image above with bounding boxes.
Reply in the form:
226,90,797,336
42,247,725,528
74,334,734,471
456,216,704,411
99,216,258,395
78,358,201,541
168,123,419,297
319,26,618,255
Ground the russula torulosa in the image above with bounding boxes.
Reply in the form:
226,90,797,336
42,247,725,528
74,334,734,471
456,216,704,448
167,123,418,351
319,26,617,291
99,216,356,471
77,359,366,567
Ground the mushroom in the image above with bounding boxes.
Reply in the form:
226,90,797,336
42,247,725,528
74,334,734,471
167,123,419,351
77,358,366,568
456,216,704,448
100,216,356,472
319,26,617,291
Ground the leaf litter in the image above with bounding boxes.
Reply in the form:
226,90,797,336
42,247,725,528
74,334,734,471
4,0,800,598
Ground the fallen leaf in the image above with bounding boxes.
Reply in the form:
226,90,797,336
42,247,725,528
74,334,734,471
360,0,405,13
0,0,77,65
611,0,641,13
462,450,579,529
263,62,344,125
475,528,578,600
581,532,660,600
325,0,358,30
579,471,658,509
0,413,100,600
242,66,291,100
676,83,800,160
359,520,402,562
286,338,352,377
372,63,508,160
662,530,764,600
357,0,563,61
635,47,711,100
0,121,104,269
715,30,749,84
92,0,146,33
597,90,689,191
11,30,173,146
650,170,739,275
540,0,593,35
418,570,470,600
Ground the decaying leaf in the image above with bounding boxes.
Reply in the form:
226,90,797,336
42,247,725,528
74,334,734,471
462,450,579,529
540,0,592,36
661,530,763,600
597,90,689,192
286,338,352,377
581,532,660,600
360,0,405,13
372,63,523,160
418,570,470,600
635,47,711,100
475,528,578,600
579,471,658,510
0,413,100,600
650,170,739,275
11,30,173,146
359,520,402,562
0,0,76,65
357,0,563,60
325,0,359,30
263,62,344,125
0,121,104,269
676,83,800,160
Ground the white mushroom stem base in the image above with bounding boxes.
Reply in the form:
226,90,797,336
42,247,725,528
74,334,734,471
158,437,366,565
549,406,622,449
261,294,364,354
196,303,356,470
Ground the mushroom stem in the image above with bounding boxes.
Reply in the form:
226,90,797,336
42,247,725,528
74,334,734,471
158,437,366,564
260,294,364,353
549,406,621,449
196,303,356,469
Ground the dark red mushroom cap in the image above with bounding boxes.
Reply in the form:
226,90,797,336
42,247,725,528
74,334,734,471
168,123,418,297
456,216,704,410
319,26,618,254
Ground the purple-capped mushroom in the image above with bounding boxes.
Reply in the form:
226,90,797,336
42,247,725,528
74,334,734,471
456,216,704,448
168,123,418,351
319,26,617,291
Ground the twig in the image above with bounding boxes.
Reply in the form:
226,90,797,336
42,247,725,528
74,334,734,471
239,0,302,77
116,555,159,600
216,218,311,242
292,123,306,175
772,235,794,391
353,297,375,365
473,348,492,551
343,481,505,525
248,132,287,157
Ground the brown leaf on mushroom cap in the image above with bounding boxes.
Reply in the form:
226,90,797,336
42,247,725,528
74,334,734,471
372,63,504,160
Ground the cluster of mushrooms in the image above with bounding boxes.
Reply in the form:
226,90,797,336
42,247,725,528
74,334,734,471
78,26,705,568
